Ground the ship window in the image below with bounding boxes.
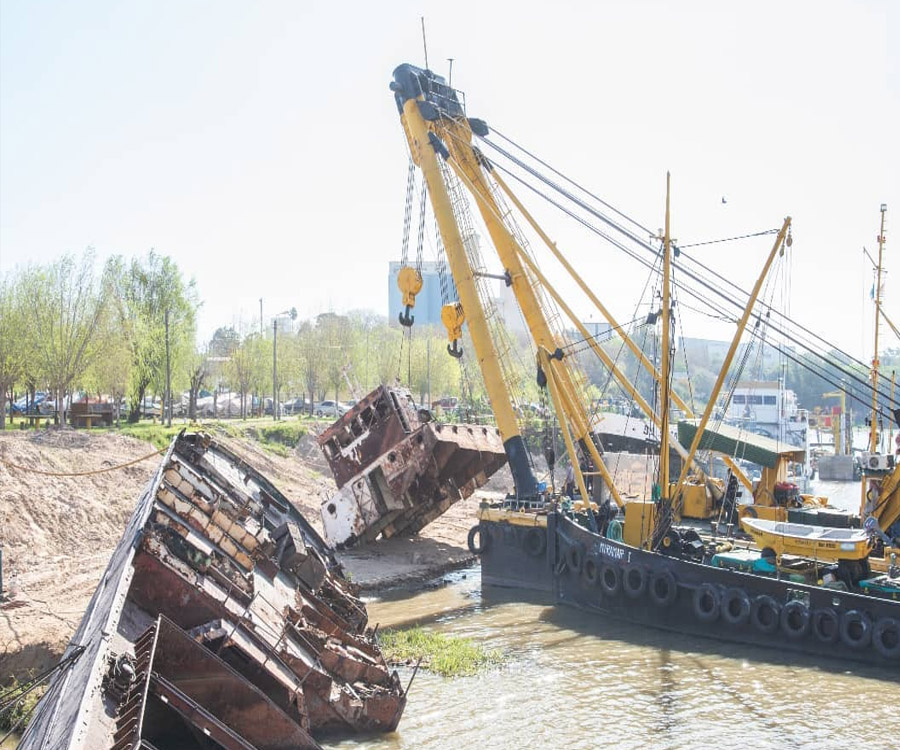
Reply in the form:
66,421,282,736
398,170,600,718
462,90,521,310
764,396,777,405
748,395,763,405
733,395,746,404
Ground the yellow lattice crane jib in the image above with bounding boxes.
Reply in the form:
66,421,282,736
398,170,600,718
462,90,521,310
441,302,465,358
397,266,423,327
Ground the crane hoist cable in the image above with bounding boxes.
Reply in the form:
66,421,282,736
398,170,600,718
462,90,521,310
484,151,891,410
481,134,893,408
397,167,426,327
478,129,887,386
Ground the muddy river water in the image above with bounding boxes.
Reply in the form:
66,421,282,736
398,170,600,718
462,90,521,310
324,481,897,750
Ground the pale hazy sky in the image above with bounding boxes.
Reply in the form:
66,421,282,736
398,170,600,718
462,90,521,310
1,0,897,360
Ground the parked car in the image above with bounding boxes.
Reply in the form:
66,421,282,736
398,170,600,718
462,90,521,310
283,397,308,415
314,400,348,418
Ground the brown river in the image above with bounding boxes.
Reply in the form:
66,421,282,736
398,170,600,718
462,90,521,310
323,480,898,750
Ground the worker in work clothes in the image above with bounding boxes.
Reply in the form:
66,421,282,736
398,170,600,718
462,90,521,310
564,461,575,497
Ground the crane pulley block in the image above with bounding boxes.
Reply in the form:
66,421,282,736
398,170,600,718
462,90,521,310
397,266,423,307
441,302,465,340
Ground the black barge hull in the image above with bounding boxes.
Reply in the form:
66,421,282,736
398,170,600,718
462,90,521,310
477,514,900,668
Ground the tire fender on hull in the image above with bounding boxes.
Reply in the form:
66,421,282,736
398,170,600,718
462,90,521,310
600,563,622,597
780,600,810,639
566,542,585,575
692,583,720,623
523,527,546,557
467,524,488,555
721,588,751,627
751,595,781,634
583,555,600,586
811,608,840,644
872,617,900,660
840,610,873,650
623,564,647,599
649,569,678,608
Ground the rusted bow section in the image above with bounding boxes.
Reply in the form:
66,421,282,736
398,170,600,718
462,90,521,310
318,385,508,547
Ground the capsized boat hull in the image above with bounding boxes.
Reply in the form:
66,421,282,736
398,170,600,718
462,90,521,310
478,513,900,668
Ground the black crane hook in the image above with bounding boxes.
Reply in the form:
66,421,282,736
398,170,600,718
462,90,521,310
398,306,415,327
447,340,463,359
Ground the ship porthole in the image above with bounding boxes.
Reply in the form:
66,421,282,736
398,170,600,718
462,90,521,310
811,608,840,644
582,556,600,586
839,610,873,649
565,542,585,574
872,617,900,659
649,569,678,607
600,564,622,596
721,588,751,626
751,595,781,634
523,527,546,557
467,524,489,554
623,564,647,599
780,600,810,639
692,583,720,622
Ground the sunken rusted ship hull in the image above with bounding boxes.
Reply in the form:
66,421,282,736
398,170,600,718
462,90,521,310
319,385,507,547
21,432,406,750
477,514,900,667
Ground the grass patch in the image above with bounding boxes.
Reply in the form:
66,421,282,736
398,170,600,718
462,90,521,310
115,422,187,449
378,627,504,677
0,678,46,732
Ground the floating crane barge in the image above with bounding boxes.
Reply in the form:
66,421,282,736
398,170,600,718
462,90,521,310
21,432,407,749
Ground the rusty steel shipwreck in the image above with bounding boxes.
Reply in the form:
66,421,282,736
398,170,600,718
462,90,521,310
20,431,408,750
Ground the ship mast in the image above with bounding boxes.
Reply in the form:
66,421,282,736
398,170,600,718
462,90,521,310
870,203,887,453
659,173,673,500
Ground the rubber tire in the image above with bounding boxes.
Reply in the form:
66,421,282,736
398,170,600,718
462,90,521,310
623,564,647,599
811,608,840,645
721,588,751,627
600,564,622,597
523,527,547,557
872,617,900,660
583,556,600,586
566,542,585,575
780,600,810,639
840,610,873,650
744,506,759,519
692,583,721,623
751,595,781,634
649,569,678,608
467,524,488,555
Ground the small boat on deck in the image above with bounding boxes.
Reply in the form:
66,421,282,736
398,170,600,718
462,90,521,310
741,517,871,562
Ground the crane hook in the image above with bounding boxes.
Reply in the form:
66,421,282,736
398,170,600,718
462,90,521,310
398,306,415,327
447,340,463,358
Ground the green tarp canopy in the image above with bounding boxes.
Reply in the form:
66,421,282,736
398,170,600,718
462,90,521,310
677,420,806,469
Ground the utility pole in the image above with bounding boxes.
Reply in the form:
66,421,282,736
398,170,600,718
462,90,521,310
165,308,172,428
273,318,278,422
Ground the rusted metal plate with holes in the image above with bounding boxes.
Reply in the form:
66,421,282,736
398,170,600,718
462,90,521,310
319,385,507,547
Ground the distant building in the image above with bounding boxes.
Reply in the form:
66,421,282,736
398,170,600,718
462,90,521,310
388,261,458,327
724,380,808,448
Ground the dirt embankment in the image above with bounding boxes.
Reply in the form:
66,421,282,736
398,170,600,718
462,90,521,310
0,427,493,683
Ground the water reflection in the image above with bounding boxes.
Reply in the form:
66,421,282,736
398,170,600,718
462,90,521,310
324,567,898,750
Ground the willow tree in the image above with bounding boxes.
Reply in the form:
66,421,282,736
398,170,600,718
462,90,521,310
0,274,25,428
104,251,197,422
20,251,106,425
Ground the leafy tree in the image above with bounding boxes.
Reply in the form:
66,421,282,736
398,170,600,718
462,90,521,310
0,275,25,428
19,251,106,425
83,308,132,426
104,251,197,422
185,346,209,421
